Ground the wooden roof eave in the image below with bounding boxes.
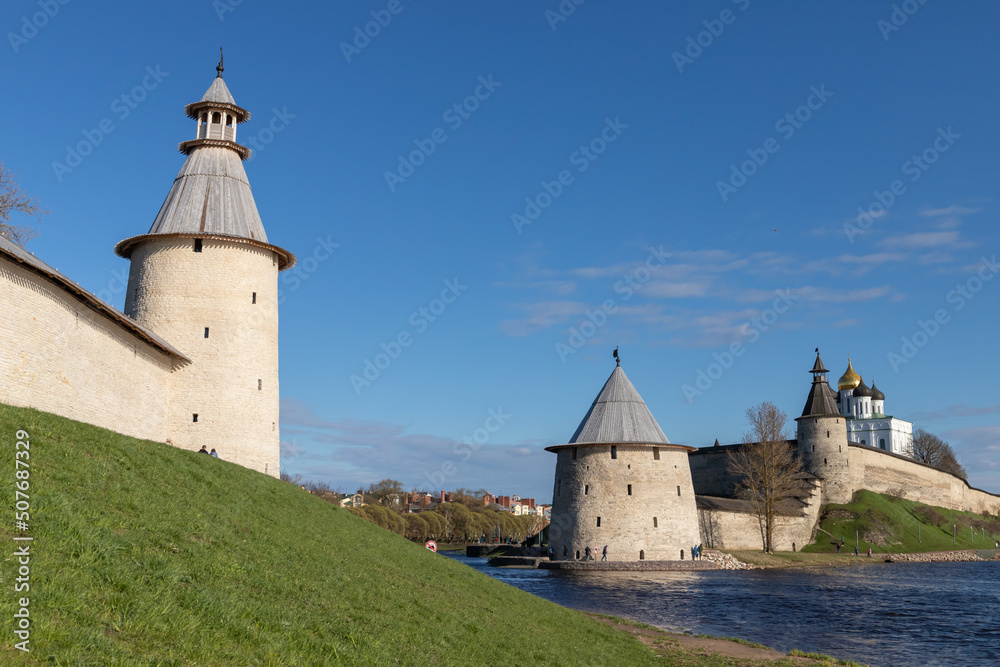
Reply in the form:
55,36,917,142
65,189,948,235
544,442,697,454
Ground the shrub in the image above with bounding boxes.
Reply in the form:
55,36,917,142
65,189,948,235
913,505,945,528
885,487,907,501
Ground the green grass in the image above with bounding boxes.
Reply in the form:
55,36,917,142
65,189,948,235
0,404,665,665
801,490,1000,555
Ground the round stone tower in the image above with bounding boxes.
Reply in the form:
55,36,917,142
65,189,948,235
795,350,851,504
547,358,701,562
115,57,295,477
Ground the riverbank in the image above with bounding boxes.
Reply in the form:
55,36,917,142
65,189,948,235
721,548,1000,569
586,614,866,666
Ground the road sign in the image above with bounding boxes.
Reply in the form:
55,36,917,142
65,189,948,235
425,540,437,552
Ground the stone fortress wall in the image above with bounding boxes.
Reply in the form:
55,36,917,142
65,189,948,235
697,484,823,552
549,443,702,562
124,236,281,476
0,235,283,476
847,444,999,514
0,244,182,444
690,435,1000,551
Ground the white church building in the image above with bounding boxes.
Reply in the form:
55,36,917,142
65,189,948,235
835,359,913,456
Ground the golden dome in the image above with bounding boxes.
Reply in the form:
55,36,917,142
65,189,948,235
837,358,861,391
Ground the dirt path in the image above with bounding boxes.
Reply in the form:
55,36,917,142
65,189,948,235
587,614,843,664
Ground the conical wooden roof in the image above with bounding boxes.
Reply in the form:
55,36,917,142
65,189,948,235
200,76,237,105
145,146,267,241
567,366,670,445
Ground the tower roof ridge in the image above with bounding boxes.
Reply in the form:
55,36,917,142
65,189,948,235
567,365,670,445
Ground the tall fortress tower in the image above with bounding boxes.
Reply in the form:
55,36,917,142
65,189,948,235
795,351,851,504
115,57,295,476
547,358,701,561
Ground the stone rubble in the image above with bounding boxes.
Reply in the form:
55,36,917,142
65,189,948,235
700,550,759,570
879,550,998,563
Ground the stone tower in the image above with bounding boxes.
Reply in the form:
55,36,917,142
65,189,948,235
546,360,701,562
795,350,851,504
115,58,295,476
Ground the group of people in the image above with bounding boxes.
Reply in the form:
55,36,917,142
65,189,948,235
197,445,219,458
572,545,609,561
691,544,704,560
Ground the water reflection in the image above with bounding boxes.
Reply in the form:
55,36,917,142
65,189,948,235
444,553,1000,667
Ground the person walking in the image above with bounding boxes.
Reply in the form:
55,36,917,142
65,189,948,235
836,543,841,554
584,545,592,561
601,545,608,562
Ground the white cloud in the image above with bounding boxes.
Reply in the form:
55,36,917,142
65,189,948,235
878,231,974,250
499,300,588,336
919,205,982,218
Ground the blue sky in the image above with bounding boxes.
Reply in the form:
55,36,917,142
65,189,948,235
4,1,1000,500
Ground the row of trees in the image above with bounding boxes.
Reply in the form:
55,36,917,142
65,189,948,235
280,473,544,544
346,502,544,544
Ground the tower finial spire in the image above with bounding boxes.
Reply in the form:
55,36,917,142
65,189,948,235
613,347,620,366
216,47,224,78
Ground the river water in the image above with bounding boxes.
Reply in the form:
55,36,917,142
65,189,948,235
444,553,1000,667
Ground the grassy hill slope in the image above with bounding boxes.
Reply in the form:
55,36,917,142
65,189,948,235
802,490,1000,554
0,404,658,665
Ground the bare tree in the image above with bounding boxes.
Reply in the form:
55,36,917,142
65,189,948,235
726,401,802,553
0,163,46,246
912,429,967,480
367,478,404,508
